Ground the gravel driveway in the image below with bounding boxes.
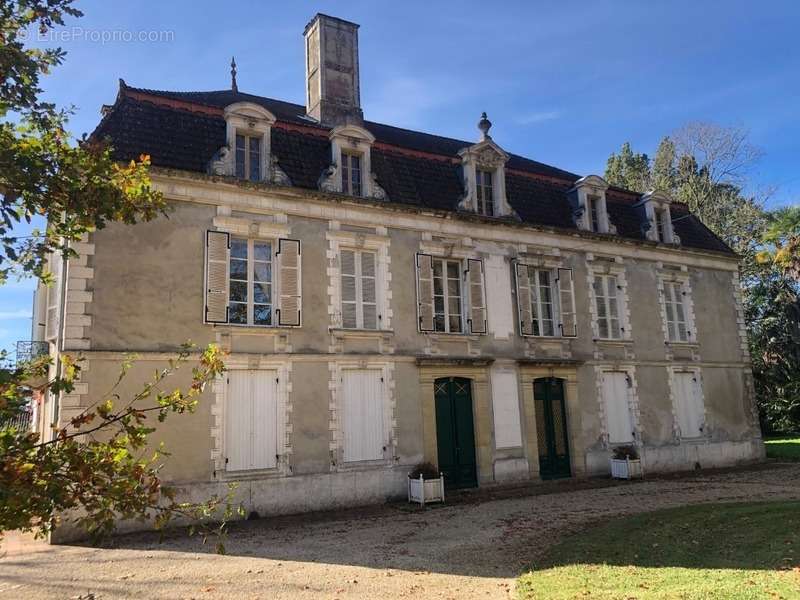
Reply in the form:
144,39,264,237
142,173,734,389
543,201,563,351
2,463,799,600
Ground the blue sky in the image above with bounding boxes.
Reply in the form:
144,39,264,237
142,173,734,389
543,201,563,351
2,0,799,354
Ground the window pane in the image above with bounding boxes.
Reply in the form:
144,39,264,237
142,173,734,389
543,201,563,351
253,282,271,304
230,258,247,279
230,281,248,303
446,262,460,279
254,304,271,326
254,262,271,283
434,314,446,332
253,242,271,261
434,296,445,313
433,260,443,278
362,304,377,330
448,297,461,315
235,135,246,179
231,238,248,259
229,302,247,324
342,302,357,328
449,315,462,333
249,137,260,181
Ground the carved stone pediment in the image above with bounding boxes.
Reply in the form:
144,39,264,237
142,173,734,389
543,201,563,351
476,145,506,168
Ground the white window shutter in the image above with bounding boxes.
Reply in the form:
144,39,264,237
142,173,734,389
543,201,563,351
276,238,301,326
360,251,378,330
514,262,534,335
342,369,385,462
602,372,634,443
467,258,487,334
204,230,230,324
416,253,435,332
556,267,577,337
340,249,357,328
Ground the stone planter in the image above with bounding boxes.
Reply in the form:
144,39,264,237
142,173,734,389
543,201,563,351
407,474,445,505
611,457,643,480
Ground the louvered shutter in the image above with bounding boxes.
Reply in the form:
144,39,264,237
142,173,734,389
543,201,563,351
45,256,61,339
276,238,301,326
360,251,378,329
340,249,357,328
602,372,634,443
514,262,534,335
416,253,435,332
204,230,230,324
467,259,487,334
556,268,577,337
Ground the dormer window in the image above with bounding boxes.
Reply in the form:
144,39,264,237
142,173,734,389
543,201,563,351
235,133,262,181
568,176,615,234
637,191,680,245
341,151,363,196
476,168,494,216
457,113,514,218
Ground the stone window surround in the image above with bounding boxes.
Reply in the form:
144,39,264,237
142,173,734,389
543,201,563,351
223,102,276,182
666,365,708,442
328,124,380,198
513,249,572,340
210,356,293,479
656,263,698,345
637,191,679,244
586,254,633,342
569,175,616,234
328,359,397,471
594,364,642,448
457,139,513,217
325,222,393,332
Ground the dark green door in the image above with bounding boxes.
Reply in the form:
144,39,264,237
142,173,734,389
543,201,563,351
434,377,478,489
534,378,571,480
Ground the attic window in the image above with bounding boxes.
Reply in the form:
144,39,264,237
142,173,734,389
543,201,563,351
568,176,615,234
638,191,679,245
587,195,601,232
341,151,363,196
235,133,262,181
654,208,669,242
476,169,494,216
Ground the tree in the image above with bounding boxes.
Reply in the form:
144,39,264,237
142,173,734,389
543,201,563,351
1,0,234,545
605,142,651,192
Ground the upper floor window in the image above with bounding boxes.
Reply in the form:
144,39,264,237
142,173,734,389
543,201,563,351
660,276,695,343
476,169,494,216
341,249,377,329
593,274,622,339
587,195,601,232
229,237,273,326
341,151,363,196
235,133,262,182
416,253,487,335
514,263,577,337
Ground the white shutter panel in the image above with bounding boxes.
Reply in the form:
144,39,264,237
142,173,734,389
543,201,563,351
491,369,523,448
467,258,487,334
360,251,378,330
556,268,577,337
416,253,435,332
515,262,534,335
340,249,357,328
276,238,301,326
226,371,250,471
342,369,385,462
674,372,703,438
205,230,230,324
603,372,633,443
45,256,62,340
251,370,278,469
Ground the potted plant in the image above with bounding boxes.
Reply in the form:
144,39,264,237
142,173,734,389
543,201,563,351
610,445,643,479
407,462,445,505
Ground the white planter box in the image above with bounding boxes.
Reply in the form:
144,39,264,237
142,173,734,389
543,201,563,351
407,474,445,505
611,458,643,480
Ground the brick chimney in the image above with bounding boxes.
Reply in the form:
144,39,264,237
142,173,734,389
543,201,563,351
304,14,363,126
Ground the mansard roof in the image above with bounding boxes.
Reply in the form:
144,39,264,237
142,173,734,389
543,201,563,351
90,81,733,255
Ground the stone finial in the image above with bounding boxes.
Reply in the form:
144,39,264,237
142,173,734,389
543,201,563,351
478,112,492,140
231,56,238,92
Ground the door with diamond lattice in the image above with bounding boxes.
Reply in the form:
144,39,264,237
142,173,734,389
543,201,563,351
534,378,571,479
434,377,477,489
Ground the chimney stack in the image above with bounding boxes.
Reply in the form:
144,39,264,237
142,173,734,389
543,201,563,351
304,14,363,126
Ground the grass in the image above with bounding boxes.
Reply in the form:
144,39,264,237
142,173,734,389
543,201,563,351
517,501,800,600
766,436,800,461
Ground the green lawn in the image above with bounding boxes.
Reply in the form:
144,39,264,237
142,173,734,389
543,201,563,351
766,436,800,461
517,502,800,600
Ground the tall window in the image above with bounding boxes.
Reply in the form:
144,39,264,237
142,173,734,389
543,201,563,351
433,258,463,333
235,133,261,181
340,249,377,329
229,237,273,326
587,196,601,232
476,169,494,216
593,274,622,339
341,152,362,196
663,281,689,342
525,268,556,336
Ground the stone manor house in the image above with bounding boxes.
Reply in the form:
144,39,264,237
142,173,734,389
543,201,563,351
32,13,763,535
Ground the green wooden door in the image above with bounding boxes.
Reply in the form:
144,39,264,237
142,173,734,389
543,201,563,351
434,377,478,489
534,378,572,480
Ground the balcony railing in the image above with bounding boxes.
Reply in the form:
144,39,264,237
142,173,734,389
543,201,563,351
16,341,49,367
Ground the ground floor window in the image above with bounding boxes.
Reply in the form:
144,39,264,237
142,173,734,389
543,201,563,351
341,369,386,463
226,370,278,471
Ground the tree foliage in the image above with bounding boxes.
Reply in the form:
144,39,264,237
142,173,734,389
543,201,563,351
605,123,800,433
1,0,235,546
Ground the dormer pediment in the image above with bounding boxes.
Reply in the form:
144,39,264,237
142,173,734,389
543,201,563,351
458,138,510,168
223,102,277,124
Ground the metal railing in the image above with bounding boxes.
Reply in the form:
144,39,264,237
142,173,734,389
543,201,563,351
2,408,33,431
15,341,49,367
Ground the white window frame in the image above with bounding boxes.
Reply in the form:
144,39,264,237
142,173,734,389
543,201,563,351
592,273,623,340
340,248,378,330
234,132,263,182
457,139,512,217
526,267,558,336
476,168,494,216
659,272,697,344
432,257,465,334
569,176,615,234
228,236,275,327
328,125,379,198
222,102,275,181
587,259,631,341
340,150,363,196
639,192,679,244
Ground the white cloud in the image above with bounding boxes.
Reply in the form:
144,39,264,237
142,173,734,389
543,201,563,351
0,309,31,320
515,110,562,125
